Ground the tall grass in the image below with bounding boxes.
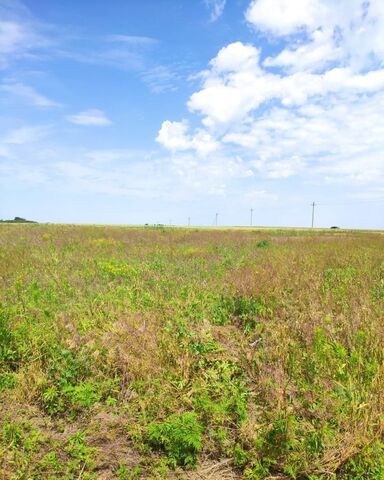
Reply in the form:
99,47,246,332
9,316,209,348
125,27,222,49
0,224,383,479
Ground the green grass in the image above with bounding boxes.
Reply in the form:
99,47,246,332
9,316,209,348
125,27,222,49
0,224,383,479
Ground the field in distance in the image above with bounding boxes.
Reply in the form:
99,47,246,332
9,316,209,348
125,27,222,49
0,224,383,479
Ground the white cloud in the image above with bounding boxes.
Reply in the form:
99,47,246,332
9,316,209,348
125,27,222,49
187,43,273,128
0,2,179,96
141,65,179,93
263,29,342,72
1,82,60,107
245,189,278,202
0,20,26,54
85,149,151,164
0,144,247,201
169,151,254,196
0,160,48,184
156,120,191,151
350,189,384,201
0,1,51,69
245,0,329,36
205,0,226,22
0,145,9,157
106,34,157,46
246,0,384,71
157,0,384,191
223,91,384,184
187,43,384,129
210,41,261,73
66,109,112,126
156,120,218,155
3,125,49,144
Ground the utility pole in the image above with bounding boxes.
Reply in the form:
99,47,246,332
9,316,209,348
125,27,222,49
311,202,316,228
250,208,254,227
188,216,190,227
215,213,219,227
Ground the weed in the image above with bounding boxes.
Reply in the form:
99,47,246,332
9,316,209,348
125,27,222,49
339,441,384,479
0,371,17,391
256,239,270,248
2,422,23,448
147,412,203,467
65,431,96,475
116,464,142,479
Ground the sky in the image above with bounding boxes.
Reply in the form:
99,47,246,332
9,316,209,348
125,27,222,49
1,0,384,228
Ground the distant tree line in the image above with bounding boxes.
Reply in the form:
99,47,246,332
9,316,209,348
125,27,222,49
0,216,37,223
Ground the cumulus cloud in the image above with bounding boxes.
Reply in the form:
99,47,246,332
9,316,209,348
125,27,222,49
156,120,218,155
263,28,342,72
247,0,384,71
157,0,384,190
245,0,329,36
187,46,384,129
66,109,112,126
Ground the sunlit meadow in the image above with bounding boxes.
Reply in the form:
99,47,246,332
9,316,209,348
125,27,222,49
1,225,383,479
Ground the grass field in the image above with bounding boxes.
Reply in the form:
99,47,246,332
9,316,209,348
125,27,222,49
0,224,383,479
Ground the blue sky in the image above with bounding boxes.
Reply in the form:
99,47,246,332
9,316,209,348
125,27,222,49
1,0,384,228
